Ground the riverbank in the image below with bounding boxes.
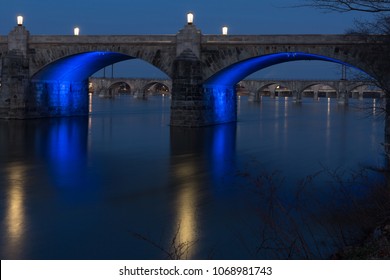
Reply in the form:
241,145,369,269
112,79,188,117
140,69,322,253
332,221,390,259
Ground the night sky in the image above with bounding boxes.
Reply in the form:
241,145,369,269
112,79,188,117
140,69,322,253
0,0,372,78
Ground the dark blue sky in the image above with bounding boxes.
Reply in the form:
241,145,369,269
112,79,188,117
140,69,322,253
0,0,371,79
1,0,365,35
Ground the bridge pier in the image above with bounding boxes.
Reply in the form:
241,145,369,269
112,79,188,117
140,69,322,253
29,80,89,117
292,90,302,103
170,49,204,126
0,26,30,118
170,48,237,127
170,24,237,126
337,81,349,105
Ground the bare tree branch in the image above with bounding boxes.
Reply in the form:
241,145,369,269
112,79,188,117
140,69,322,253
302,0,390,13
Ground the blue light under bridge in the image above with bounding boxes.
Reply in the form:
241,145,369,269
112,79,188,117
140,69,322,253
203,52,362,124
30,51,133,117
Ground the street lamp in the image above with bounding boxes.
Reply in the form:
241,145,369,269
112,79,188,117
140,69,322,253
17,15,23,26
222,26,228,35
74,27,80,36
187,12,194,25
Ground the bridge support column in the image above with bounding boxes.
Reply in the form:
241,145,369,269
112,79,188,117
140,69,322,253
337,80,349,105
270,89,276,98
170,48,237,126
170,49,205,126
338,90,349,104
171,23,236,126
252,92,261,102
314,90,319,100
29,80,89,117
0,26,30,118
292,90,302,103
358,88,364,100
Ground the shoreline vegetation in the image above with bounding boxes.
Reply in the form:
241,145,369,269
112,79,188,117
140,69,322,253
332,220,390,259
238,163,390,260
132,163,390,260
332,165,390,259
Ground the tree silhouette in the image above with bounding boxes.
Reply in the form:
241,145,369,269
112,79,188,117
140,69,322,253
305,0,390,13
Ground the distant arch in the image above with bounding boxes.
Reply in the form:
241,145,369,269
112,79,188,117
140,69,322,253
109,82,132,95
143,82,170,95
257,82,292,97
301,83,337,98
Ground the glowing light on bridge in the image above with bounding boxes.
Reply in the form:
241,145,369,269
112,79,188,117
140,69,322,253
17,16,23,26
222,26,228,35
187,12,194,25
74,27,80,36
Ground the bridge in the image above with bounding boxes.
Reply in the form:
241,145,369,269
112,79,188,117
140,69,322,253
0,18,389,126
89,78,383,101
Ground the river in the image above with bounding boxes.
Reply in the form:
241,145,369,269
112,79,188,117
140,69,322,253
0,95,385,259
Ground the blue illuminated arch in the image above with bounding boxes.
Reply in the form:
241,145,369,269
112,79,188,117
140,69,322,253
32,51,133,81
204,52,360,87
30,51,135,117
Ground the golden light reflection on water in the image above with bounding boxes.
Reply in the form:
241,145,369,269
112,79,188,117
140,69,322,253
4,163,26,258
173,162,199,259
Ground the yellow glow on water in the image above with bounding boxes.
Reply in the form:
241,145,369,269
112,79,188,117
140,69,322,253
4,163,26,258
176,182,197,258
172,161,199,259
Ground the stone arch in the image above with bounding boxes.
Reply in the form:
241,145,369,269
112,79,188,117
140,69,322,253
29,44,175,78
301,83,338,98
27,48,174,116
201,37,387,83
143,81,170,95
349,83,383,99
31,52,133,82
204,52,362,87
108,81,132,96
28,52,134,116
257,82,291,97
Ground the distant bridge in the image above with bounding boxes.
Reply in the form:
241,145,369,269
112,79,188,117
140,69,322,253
89,78,383,101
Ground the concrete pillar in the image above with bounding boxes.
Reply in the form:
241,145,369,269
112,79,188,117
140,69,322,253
292,90,302,103
8,25,29,56
170,24,204,126
0,26,30,118
337,90,349,104
171,24,236,126
250,91,261,102
337,80,349,105
358,88,364,100
176,24,201,59
270,89,276,98
29,80,89,117
314,90,319,100
170,49,204,126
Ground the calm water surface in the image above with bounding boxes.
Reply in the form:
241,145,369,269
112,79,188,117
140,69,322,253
0,95,385,259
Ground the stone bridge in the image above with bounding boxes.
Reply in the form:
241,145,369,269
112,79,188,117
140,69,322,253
89,78,172,98
0,18,389,126
89,77,382,102
238,79,383,102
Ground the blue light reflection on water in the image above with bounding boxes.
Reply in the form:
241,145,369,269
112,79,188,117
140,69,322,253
0,96,385,259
